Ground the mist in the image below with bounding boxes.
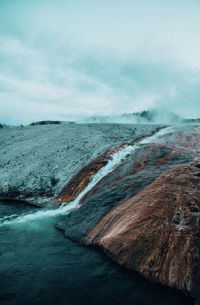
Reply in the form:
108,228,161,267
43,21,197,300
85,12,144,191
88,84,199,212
0,0,200,124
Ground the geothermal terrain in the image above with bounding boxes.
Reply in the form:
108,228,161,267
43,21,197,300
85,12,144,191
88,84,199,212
0,123,161,204
0,123,199,305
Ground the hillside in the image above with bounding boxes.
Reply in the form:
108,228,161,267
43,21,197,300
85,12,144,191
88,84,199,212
0,123,160,204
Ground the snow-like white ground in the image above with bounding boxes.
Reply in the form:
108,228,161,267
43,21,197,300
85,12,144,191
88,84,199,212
0,123,160,204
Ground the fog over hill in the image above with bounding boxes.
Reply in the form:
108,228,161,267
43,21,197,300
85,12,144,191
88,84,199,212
79,110,200,125
0,110,199,127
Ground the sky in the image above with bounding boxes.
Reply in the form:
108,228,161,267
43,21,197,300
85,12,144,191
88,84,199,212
0,0,200,124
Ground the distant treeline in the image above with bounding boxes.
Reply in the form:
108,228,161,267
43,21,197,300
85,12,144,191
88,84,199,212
30,120,62,126
123,110,200,124
29,120,75,126
1,111,200,127
0,123,8,128
184,118,200,123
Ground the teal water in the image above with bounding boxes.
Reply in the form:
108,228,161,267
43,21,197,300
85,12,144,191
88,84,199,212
0,202,194,305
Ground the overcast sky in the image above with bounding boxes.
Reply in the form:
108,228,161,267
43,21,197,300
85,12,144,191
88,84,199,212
0,0,200,124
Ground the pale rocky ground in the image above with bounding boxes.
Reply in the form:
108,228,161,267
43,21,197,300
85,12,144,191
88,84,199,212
0,123,160,204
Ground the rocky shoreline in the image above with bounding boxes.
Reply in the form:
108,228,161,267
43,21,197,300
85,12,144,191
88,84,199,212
57,125,200,301
0,123,199,302
0,123,160,205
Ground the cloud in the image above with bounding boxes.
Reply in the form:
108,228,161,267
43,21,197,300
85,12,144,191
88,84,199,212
0,73,72,101
0,1,200,123
0,36,199,124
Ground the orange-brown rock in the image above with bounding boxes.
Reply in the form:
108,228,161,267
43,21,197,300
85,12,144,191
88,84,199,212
86,163,200,298
56,127,164,204
56,126,199,301
56,144,128,204
157,126,200,154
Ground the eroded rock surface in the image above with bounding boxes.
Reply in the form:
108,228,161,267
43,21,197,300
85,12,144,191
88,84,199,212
0,123,159,204
86,163,200,297
58,145,194,240
57,144,128,204
57,125,200,300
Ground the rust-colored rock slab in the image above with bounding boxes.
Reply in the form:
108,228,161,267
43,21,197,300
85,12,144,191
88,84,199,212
56,127,163,204
56,144,128,204
86,163,200,298
57,126,199,301
157,126,200,154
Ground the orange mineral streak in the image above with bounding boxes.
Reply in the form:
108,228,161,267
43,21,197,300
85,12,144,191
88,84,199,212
55,127,200,299
56,144,128,204
56,127,163,204
131,145,180,174
86,163,200,297
159,128,200,154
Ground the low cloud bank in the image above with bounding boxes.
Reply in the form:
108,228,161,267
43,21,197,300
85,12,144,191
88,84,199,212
79,110,200,124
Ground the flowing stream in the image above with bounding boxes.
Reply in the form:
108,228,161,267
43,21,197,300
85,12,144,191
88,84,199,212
0,126,194,305
0,126,173,226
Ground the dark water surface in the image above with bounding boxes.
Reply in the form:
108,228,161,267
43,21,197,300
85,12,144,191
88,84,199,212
0,202,194,305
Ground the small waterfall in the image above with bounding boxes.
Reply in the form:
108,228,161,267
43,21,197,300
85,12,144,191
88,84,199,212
0,126,172,226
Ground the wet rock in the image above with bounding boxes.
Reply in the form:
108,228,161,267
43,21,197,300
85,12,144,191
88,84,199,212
1,123,158,204
56,125,200,300
86,164,199,298
57,145,194,242
155,126,200,154
190,206,199,213
172,214,181,225
56,144,128,204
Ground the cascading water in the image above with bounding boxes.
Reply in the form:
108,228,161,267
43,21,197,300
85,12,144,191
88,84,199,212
0,126,172,226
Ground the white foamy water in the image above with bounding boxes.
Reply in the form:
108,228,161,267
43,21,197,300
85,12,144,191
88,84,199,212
0,126,172,226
